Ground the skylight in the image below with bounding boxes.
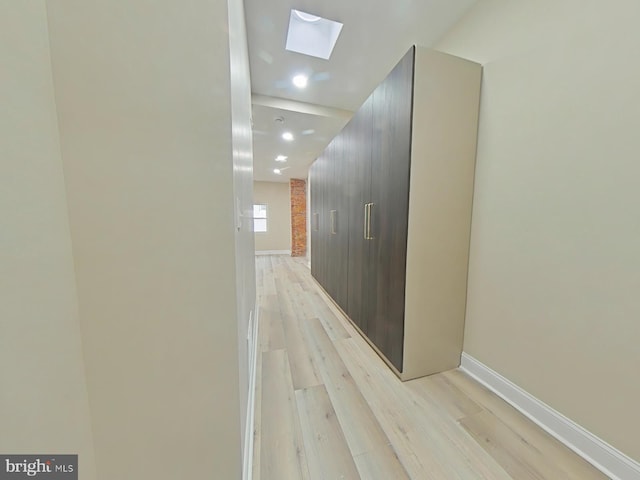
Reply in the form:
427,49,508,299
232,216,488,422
285,9,343,60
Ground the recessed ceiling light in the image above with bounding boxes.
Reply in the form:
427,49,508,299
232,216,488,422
282,132,294,141
275,155,288,162
285,9,343,60
292,74,308,89
273,168,282,175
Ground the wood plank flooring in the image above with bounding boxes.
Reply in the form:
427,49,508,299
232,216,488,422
253,255,609,480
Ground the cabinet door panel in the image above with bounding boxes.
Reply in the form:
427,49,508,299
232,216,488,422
346,97,373,332
324,140,338,299
368,47,414,371
366,86,386,356
320,153,330,289
333,134,350,311
311,153,329,288
310,161,321,282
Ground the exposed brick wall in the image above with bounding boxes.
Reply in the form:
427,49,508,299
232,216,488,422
290,178,307,257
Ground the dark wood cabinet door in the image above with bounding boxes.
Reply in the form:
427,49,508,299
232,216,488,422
310,161,317,279
366,85,386,355
310,160,321,284
332,134,350,311
368,47,414,371
320,152,331,289
346,96,373,333
311,152,329,288
324,140,338,299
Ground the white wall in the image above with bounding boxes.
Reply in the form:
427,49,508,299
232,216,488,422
0,2,96,477
46,0,253,477
437,0,640,462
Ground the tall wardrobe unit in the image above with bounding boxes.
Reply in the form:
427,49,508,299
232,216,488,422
310,47,481,380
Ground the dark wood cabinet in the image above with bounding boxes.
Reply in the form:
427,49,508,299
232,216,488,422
310,46,481,380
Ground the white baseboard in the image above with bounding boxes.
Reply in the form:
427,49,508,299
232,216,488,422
460,353,640,480
242,305,260,480
255,250,291,255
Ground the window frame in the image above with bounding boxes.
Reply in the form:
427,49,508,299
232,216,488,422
253,203,268,233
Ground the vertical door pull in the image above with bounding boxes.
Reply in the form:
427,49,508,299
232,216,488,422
313,212,319,231
330,210,337,234
364,203,375,240
363,203,369,240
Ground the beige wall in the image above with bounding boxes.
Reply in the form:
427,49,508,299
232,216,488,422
306,178,311,261
437,0,640,462
0,2,97,477
228,0,258,462
254,181,291,252
46,0,254,478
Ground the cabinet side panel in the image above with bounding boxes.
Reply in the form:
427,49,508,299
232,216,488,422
402,49,481,379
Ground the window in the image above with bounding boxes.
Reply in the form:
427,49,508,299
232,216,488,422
253,204,267,233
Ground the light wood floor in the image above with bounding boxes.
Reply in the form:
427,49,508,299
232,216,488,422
252,255,608,480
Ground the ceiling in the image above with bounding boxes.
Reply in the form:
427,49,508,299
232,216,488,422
245,0,477,183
